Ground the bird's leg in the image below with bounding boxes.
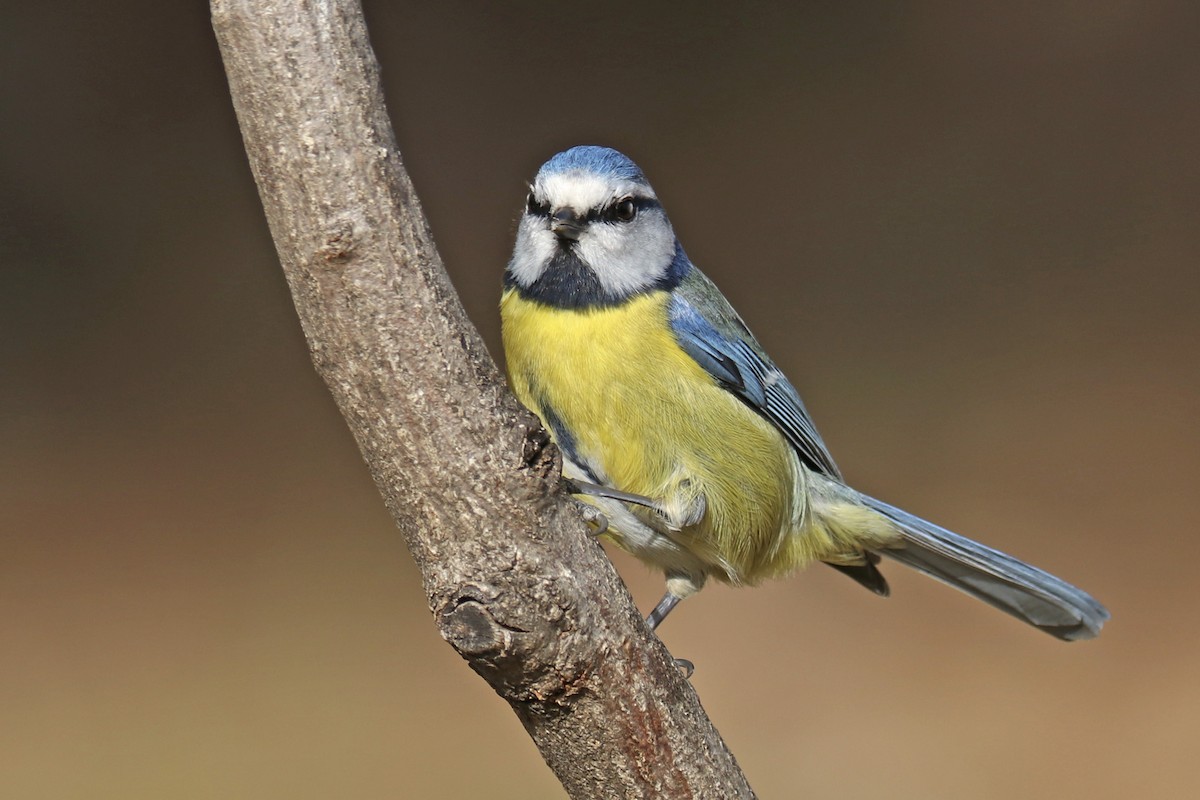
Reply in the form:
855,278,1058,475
646,591,694,678
562,478,668,538
562,478,663,513
564,478,698,675
646,591,681,631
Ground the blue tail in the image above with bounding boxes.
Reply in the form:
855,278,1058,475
861,494,1109,641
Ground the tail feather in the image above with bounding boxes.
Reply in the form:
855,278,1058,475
860,494,1109,641
825,556,890,597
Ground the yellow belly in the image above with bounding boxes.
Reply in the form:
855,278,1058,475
501,289,808,584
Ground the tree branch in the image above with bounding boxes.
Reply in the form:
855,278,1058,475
210,1,756,797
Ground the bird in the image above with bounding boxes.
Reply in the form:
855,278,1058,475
500,145,1109,641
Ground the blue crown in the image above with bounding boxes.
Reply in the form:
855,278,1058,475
538,146,646,184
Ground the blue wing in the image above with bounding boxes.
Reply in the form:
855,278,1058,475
668,266,842,480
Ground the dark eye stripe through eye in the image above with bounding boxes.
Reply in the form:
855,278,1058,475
593,196,659,224
526,190,550,216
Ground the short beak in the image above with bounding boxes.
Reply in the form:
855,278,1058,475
550,208,583,242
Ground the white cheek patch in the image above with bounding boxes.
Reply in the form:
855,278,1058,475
578,211,676,296
507,215,557,288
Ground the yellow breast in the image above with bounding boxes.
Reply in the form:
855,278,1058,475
500,288,808,584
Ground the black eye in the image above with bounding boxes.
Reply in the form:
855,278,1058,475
526,189,547,216
614,197,636,222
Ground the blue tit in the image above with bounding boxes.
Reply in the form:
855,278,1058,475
500,145,1109,640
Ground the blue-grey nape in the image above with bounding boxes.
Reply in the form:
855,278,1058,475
538,145,648,184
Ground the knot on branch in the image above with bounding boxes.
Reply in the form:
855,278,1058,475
437,578,594,707
518,413,556,473
316,216,358,262
513,413,567,513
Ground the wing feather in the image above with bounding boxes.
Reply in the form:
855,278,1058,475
668,267,842,480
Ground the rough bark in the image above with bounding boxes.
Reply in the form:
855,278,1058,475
210,1,756,797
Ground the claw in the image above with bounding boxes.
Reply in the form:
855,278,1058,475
571,498,609,536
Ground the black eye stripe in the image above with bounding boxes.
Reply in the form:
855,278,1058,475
524,193,659,222
526,190,551,217
589,196,659,224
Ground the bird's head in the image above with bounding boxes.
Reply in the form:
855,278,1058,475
506,146,686,308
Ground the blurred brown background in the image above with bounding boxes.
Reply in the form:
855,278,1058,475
3,2,1197,798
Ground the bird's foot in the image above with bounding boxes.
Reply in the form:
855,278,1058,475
571,498,609,536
